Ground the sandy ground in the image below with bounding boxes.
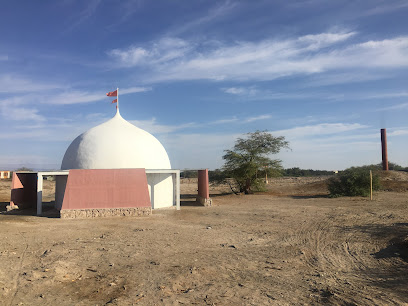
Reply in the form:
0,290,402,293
0,173,407,305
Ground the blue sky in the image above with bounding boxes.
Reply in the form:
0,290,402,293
1,0,408,170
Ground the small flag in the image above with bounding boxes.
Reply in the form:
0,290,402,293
111,99,117,103
106,90,117,97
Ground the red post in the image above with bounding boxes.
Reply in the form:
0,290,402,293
381,129,389,171
197,169,211,206
197,169,210,199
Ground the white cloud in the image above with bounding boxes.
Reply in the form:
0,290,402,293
108,37,192,67
8,107,46,122
0,94,38,106
244,114,272,123
304,72,391,87
296,32,356,50
63,0,102,33
108,47,148,66
0,75,64,93
48,90,104,105
0,129,48,139
166,0,238,36
1,111,113,142
221,86,322,101
209,117,238,124
107,33,408,83
345,37,408,68
120,86,152,95
129,118,196,134
377,102,408,111
274,123,368,139
0,99,46,122
222,87,258,95
367,92,408,99
388,128,408,136
0,86,152,109
363,1,408,16
130,113,274,134
222,87,246,95
108,31,355,80
36,87,151,105
0,55,8,61
0,83,151,127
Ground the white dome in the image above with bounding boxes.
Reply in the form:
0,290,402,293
61,111,171,170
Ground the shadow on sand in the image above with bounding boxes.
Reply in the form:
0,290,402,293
180,192,231,206
0,201,60,218
289,194,330,199
344,222,408,299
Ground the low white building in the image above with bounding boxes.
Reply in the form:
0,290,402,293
0,171,11,179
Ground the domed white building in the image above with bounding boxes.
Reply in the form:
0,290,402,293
55,109,176,210
61,111,171,170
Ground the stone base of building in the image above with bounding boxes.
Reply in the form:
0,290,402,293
60,207,152,219
196,196,212,207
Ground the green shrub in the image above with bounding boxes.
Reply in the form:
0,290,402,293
328,167,380,197
282,167,334,177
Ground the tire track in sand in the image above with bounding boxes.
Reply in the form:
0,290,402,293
8,231,28,306
281,212,402,305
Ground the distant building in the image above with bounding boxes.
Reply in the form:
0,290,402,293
0,171,11,179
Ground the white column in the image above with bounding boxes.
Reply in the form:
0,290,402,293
37,173,43,216
151,182,155,209
173,173,176,208
176,171,180,210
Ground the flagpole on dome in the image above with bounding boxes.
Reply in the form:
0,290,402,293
117,87,119,114
106,89,119,113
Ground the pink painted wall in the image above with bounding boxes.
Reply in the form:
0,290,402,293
10,173,37,209
61,169,151,210
197,169,210,199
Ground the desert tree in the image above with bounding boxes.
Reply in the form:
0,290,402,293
222,130,289,194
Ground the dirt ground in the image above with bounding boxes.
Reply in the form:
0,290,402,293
0,172,407,305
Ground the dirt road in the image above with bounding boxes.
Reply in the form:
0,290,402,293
0,176,407,305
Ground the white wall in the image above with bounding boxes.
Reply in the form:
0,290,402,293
146,173,174,209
